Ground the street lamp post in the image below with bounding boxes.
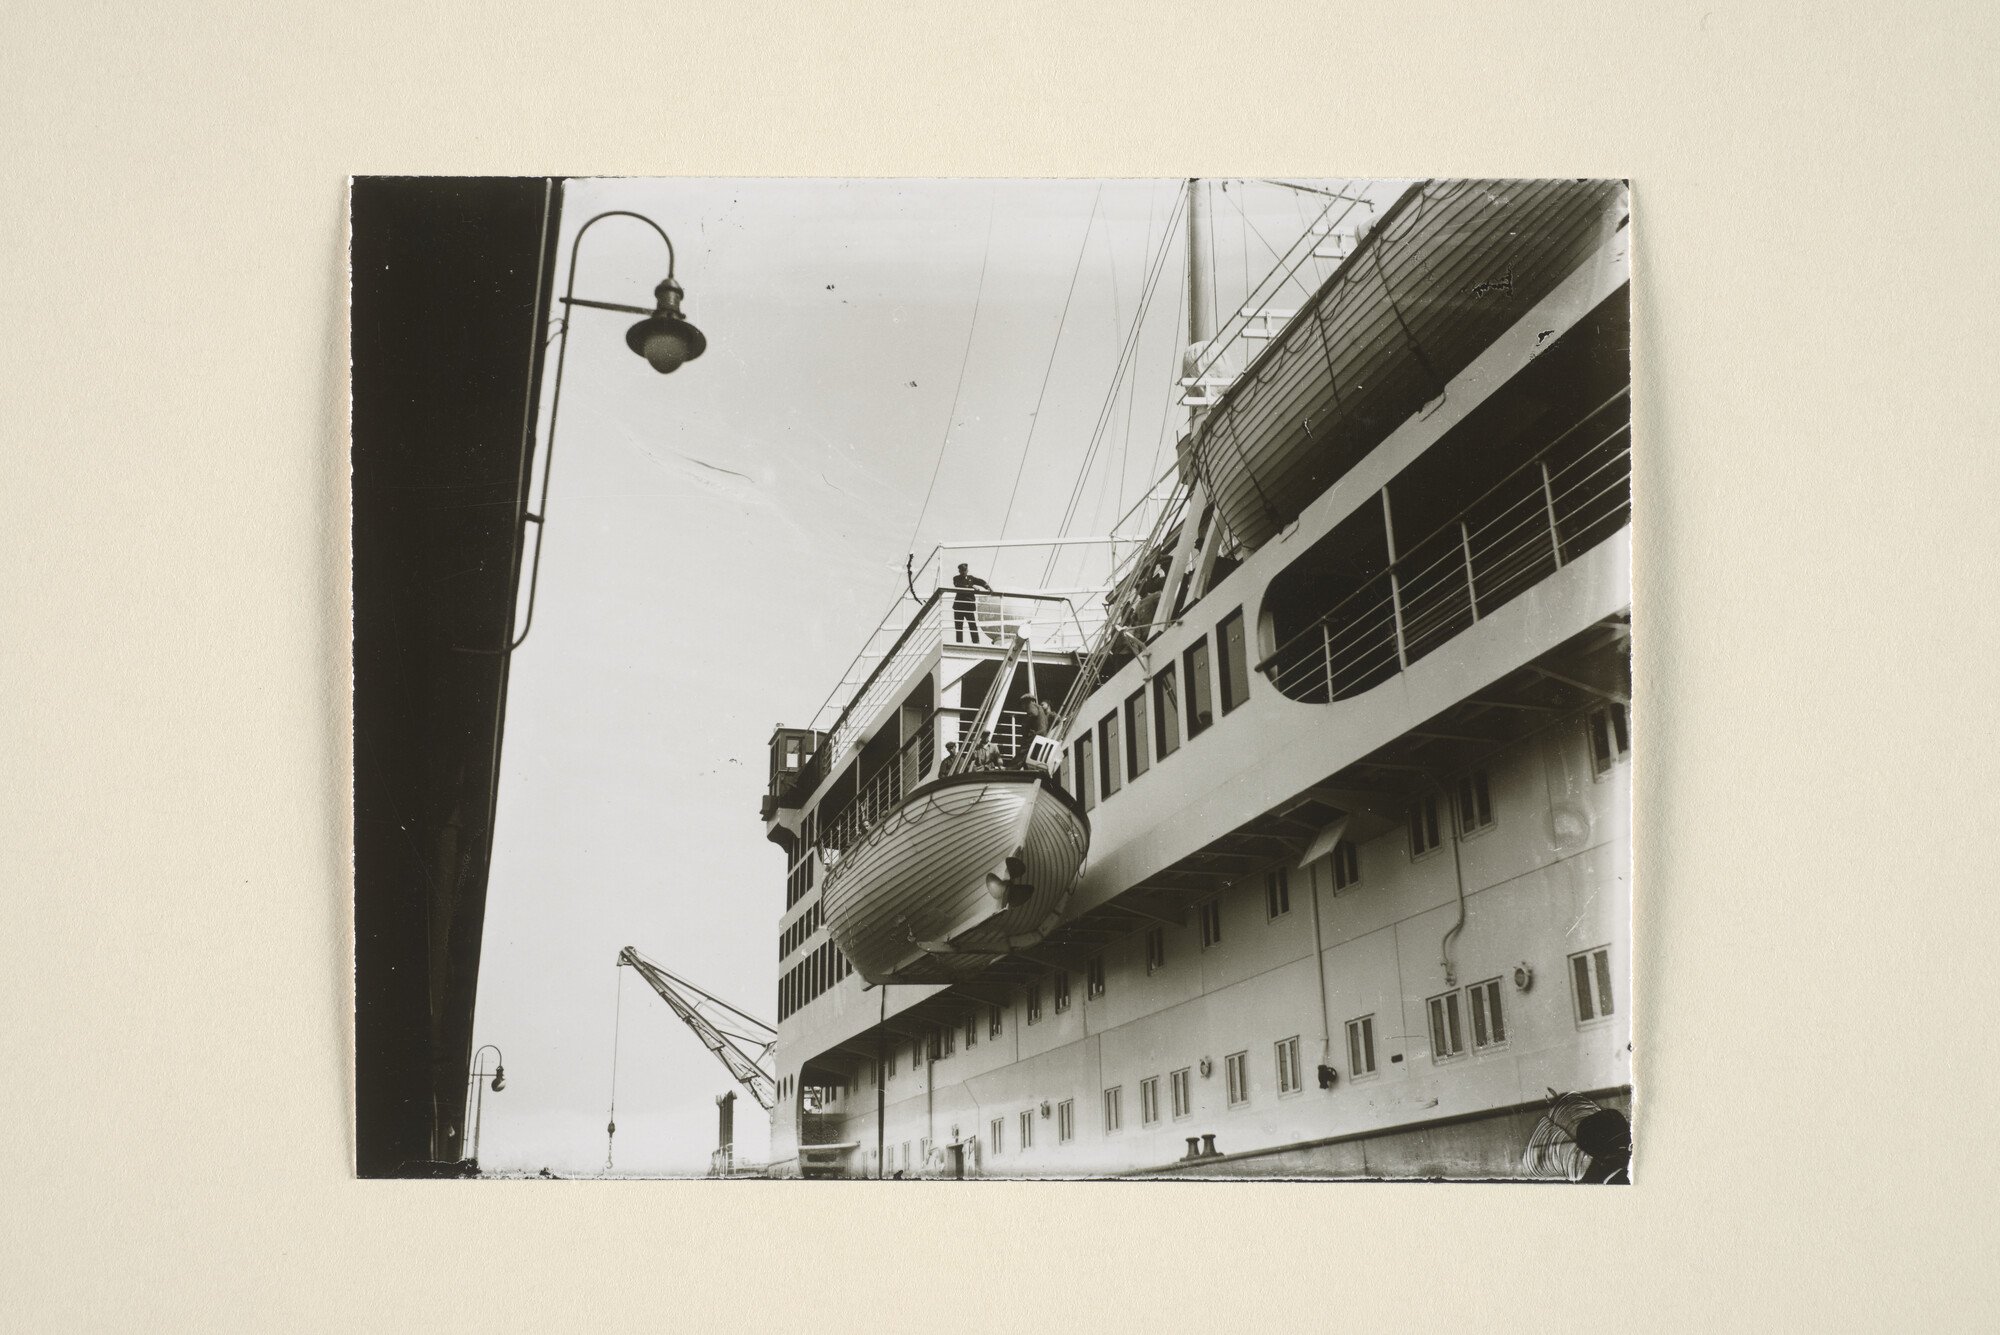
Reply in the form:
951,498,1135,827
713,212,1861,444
468,1044,506,1164
512,209,707,651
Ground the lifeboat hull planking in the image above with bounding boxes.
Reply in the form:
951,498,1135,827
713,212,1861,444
820,772,1089,985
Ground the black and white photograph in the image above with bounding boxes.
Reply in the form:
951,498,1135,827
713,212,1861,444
353,176,1633,1180
21,2,2000,1327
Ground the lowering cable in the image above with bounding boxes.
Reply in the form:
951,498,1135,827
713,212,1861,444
998,182,1105,544
605,959,623,1172
906,194,998,601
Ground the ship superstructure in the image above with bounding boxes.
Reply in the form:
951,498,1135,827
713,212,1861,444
760,179,1632,1178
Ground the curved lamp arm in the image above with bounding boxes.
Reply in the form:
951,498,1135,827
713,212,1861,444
511,210,682,652
470,1043,506,1090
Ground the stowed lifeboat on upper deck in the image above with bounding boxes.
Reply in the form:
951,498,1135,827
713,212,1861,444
816,628,1090,986
821,762,1089,986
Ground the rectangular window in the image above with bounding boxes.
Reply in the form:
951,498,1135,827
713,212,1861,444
1590,702,1631,776
1075,734,1095,810
1428,990,1466,1060
1026,985,1043,1024
1153,664,1181,758
1103,1086,1123,1134
1086,953,1105,1000
1571,945,1615,1024
1331,839,1360,891
1469,978,1507,1050
912,1038,924,1068
990,1117,1004,1156
1264,866,1290,920
1225,1051,1250,1106
1184,638,1214,737
928,1028,942,1061
1019,1110,1034,1150
1124,689,1150,779
1456,768,1494,835
988,1005,1003,1040
942,1025,955,1057
887,1047,897,1078
1409,794,1441,858
1275,1036,1302,1095
1098,712,1121,798
1057,1099,1075,1143
1145,927,1165,973
1140,1076,1160,1126
965,1013,977,1049
902,1141,910,1171
1217,608,1250,713
1345,1015,1377,1078
1170,1067,1192,1119
1199,898,1222,949
1053,972,1071,1014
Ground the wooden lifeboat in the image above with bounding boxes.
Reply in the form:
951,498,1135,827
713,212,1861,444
1191,178,1628,552
820,767,1089,986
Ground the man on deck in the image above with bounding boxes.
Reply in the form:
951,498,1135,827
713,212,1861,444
951,563,997,644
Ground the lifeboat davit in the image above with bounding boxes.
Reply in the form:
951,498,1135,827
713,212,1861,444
1191,178,1628,553
820,768,1089,986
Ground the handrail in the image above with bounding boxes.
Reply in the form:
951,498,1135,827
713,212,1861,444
1254,390,1631,675
1188,181,1425,411
816,711,940,854
1255,428,1629,704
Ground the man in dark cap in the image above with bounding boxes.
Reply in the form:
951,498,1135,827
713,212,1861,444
951,562,996,644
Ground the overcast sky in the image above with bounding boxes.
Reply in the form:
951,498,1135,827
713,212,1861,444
469,175,1387,1175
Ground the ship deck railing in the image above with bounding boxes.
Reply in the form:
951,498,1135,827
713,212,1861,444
814,706,1052,857
1257,393,1631,703
795,586,1107,799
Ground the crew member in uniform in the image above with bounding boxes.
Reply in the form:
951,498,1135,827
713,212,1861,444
951,562,996,644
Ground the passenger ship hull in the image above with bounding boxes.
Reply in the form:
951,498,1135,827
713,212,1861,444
761,180,1631,1180
821,771,1090,986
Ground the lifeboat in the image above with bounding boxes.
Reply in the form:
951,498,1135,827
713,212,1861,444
820,767,1089,986
1191,178,1628,552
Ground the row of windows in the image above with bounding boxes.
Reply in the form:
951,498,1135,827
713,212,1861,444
779,900,821,961
879,1005,1007,1078
984,1038,1300,1159
784,852,817,909
1069,606,1252,811
975,955,1617,1154
1068,682,1625,855
778,939,850,1021
901,949,1621,1152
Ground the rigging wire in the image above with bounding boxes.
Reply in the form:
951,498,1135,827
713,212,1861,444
1228,180,1321,302
1236,180,1249,315
1114,182,1163,539
1143,219,1189,488
1186,182,1379,389
905,194,999,593
1259,178,1377,205
1040,185,1188,587
996,181,1105,551
1034,183,1189,586
605,960,624,1172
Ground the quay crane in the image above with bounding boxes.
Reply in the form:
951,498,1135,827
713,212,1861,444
606,947,776,1167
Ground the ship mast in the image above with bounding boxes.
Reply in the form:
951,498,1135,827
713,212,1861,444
1183,176,1217,415
1148,179,1218,638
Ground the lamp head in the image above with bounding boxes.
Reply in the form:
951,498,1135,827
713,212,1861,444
625,277,707,374
490,1064,506,1092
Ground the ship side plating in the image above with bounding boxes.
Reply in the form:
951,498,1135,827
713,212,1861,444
762,182,1632,1179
